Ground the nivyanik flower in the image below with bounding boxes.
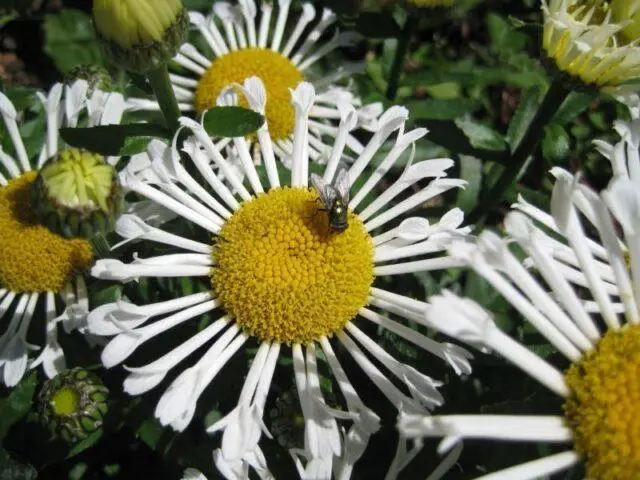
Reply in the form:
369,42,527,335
398,119,640,479
542,0,640,91
0,80,125,387
126,0,382,165
89,79,473,479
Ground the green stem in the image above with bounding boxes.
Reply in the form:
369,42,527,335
386,15,418,100
467,77,570,225
146,65,181,133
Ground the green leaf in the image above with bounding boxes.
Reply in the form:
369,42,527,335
355,12,401,39
542,124,571,162
59,124,170,156
0,372,37,441
43,9,103,74
506,86,542,151
202,106,265,138
407,98,473,120
456,154,483,212
0,449,37,480
454,117,507,151
66,430,103,459
415,119,506,164
551,91,596,126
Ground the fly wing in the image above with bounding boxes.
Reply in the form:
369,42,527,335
310,173,336,207
332,162,351,205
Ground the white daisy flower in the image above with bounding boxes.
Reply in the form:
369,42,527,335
542,0,640,91
89,80,473,479
398,130,640,478
126,0,383,164
0,80,127,387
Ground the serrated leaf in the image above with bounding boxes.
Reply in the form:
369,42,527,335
60,124,170,156
454,117,506,151
202,106,264,138
506,86,541,151
542,124,571,162
456,154,482,212
0,373,37,441
43,9,103,74
355,12,401,38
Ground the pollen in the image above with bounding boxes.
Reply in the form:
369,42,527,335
211,188,374,345
194,48,304,141
563,324,640,480
0,173,94,293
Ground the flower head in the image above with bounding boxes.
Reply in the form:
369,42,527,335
89,80,472,479
542,0,640,91
398,116,640,479
126,0,383,165
0,81,128,387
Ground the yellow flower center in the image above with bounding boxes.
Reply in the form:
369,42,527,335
51,387,81,417
194,48,304,141
0,173,94,293
40,148,115,212
563,324,640,480
212,188,374,344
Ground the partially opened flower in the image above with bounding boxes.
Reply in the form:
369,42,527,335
398,129,640,478
0,80,127,387
89,81,472,479
126,0,382,165
542,0,640,92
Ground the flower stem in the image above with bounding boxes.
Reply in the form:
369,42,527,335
467,77,571,225
386,15,418,100
146,65,181,133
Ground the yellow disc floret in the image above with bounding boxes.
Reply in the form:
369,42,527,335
212,187,374,344
564,324,640,480
0,173,93,293
195,48,304,141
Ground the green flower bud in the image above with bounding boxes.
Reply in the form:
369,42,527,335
38,368,109,444
30,148,123,240
92,0,189,73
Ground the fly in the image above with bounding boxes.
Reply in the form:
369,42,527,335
310,163,350,233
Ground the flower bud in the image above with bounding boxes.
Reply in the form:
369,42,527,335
38,368,109,444
30,148,123,239
92,0,189,73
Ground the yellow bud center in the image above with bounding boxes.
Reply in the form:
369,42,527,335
41,148,115,212
0,173,93,293
92,0,182,49
564,324,640,480
212,188,374,344
195,48,304,141
51,387,81,417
